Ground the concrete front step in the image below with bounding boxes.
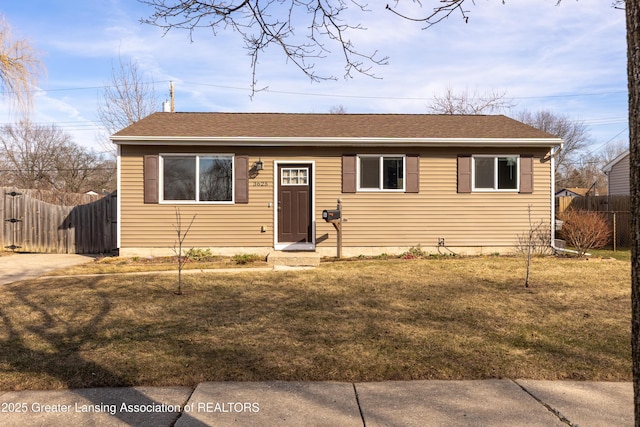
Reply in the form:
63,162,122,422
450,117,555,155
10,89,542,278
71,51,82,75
267,251,321,267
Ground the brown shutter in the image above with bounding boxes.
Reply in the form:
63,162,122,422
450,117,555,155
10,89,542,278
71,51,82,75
519,155,534,194
143,155,159,204
342,154,357,193
457,155,472,193
405,154,419,193
235,155,249,204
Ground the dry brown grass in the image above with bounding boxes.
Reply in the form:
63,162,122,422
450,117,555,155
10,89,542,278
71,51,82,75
44,255,268,276
0,256,630,390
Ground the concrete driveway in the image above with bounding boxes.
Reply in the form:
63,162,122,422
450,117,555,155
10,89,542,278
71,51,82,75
0,253,94,285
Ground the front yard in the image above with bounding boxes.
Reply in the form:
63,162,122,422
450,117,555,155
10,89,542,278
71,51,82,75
0,255,631,390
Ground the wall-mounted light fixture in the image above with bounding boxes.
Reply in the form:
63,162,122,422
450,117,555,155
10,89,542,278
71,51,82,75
254,158,264,171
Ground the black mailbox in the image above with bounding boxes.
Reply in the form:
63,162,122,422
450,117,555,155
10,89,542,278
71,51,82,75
322,209,340,221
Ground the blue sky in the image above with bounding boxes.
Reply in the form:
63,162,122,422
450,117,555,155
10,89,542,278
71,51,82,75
0,1,628,159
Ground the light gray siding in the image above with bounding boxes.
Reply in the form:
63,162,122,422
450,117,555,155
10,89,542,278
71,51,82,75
608,153,630,196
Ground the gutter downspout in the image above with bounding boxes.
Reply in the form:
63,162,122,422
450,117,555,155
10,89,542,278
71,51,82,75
116,144,121,252
549,143,584,255
550,144,560,252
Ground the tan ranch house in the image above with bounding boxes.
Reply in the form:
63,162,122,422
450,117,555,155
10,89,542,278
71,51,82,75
111,112,563,257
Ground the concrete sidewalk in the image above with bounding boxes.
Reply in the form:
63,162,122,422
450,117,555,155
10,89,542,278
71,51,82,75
0,380,632,426
0,253,94,285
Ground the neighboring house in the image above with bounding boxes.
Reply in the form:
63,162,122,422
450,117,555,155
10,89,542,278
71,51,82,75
555,188,589,198
111,112,563,257
603,150,630,196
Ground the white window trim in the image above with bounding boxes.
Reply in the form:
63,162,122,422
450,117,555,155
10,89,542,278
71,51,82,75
356,154,406,192
472,155,520,192
159,153,235,204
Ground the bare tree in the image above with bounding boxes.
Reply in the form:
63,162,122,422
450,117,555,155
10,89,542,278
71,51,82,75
140,0,389,91
428,86,515,115
0,120,115,192
54,144,115,193
515,110,590,185
626,3,640,423
52,144,98,192
0,15,44,114
560,141,628,195
601,139,629,165
329,105,347,114
0,120,67,189
560,158,608,194
97,55,160,137
172,208,196,296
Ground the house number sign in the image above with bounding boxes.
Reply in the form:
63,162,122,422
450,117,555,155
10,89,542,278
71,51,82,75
253,181,269,187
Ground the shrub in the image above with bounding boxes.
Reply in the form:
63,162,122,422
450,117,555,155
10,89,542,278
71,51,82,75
232,253,263,265
400,244,427,259
185,248,214,261
559,210,611,257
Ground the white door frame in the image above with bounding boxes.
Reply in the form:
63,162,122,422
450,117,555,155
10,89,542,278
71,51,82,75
273,160,316,251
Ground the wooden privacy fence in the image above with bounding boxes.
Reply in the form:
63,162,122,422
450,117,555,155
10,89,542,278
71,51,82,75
0,187,117,254
556,195,631,249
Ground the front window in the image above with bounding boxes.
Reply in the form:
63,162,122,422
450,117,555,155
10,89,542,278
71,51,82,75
358,155,404,191
473,155,518,191
162,154,233,203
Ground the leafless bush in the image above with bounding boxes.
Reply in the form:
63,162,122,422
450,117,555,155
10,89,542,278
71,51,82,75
516,222,553,257
559,210,611,257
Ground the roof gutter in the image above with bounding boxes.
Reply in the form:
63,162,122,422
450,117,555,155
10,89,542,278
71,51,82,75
111,136,564,148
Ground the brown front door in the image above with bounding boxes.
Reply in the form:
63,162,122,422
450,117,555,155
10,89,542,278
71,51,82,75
277,164,312,243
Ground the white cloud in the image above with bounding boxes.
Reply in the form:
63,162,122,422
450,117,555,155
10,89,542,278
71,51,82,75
0,0,629,150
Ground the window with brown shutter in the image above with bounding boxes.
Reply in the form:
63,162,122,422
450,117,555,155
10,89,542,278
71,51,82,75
344,154,419,193
519,155,534,194
405,154,420,193
457,155,472,193
342,154,356,193
235,155,249,203
460,154,533,193
143,154,159,204
157,154,236,203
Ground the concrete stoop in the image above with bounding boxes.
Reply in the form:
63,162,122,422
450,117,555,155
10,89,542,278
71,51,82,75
267,251,321,268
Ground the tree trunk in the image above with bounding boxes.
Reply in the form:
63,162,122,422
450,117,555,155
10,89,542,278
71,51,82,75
627,1,640,424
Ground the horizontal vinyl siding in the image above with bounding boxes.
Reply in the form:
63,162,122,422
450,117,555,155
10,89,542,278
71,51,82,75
120,146,552,251
331,148,551,248
120,146,274,249
609,155,630,195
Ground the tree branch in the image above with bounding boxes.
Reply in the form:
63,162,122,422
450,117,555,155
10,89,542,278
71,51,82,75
139,0,388,94
385,0,473,29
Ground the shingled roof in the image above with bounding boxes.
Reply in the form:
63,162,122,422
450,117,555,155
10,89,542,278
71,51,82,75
111,112,561,144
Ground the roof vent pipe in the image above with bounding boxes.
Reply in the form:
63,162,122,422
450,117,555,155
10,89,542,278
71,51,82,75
170,81,175,112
